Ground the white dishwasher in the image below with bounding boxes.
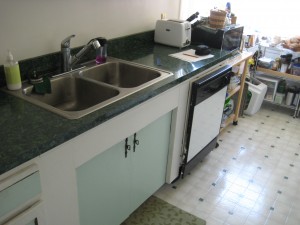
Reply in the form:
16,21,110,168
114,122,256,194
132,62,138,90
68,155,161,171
180,65,232,178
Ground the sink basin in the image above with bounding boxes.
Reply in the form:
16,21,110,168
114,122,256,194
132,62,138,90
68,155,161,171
3,58,173,119
80,62,161,88
22,75,119,111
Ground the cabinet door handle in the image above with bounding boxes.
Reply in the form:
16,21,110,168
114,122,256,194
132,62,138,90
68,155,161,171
125,138,131,158
133,133,139,152
34,218,39,225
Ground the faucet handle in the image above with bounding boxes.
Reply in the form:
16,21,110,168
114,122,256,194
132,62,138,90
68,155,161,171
61,34,75,48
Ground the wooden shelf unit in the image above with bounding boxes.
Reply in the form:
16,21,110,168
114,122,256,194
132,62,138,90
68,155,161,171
227,85,241,99
257,67,300,81
221,86,241,131
220,51,254,131
256,66,300,117
220,114,235,132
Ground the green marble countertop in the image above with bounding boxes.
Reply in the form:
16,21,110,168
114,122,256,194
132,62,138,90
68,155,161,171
0,43,233,175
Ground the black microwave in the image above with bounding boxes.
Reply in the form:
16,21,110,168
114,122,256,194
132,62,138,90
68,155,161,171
191,25,244,52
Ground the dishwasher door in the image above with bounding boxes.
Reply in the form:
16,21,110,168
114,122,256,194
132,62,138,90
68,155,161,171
181,65,231,177
187,86,227,162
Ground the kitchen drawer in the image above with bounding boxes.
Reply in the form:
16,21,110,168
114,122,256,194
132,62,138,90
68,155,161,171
0,165,41,223
3,201,44,225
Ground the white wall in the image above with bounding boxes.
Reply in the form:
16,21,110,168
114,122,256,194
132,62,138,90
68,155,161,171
0,0,180,65
179,0,222,20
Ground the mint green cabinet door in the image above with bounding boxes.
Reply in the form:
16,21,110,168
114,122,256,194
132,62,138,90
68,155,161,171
76,140,132,225
0,172,41,220
131,112,171,208
76,111,172,225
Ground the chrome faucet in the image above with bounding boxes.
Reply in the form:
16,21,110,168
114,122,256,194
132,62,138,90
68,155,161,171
61,35,101,72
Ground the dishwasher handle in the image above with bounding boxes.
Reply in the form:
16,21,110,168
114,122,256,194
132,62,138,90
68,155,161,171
206,75,230,92
192,71,231,106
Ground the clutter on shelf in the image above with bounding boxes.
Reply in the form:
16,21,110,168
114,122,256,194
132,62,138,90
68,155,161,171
221,98,234,128
186,2,238,31
228,75,240,90
258,54,300,76
282,36,300,52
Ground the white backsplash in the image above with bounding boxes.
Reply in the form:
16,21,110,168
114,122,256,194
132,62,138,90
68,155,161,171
0,0,180,65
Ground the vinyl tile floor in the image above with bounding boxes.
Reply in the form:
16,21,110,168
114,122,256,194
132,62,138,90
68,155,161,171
155,103,300,225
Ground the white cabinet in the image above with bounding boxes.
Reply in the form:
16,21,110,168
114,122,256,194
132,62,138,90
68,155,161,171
76,112,172,225
36,87,178,225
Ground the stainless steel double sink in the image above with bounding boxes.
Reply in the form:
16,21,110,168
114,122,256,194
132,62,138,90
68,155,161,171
5,58,173,119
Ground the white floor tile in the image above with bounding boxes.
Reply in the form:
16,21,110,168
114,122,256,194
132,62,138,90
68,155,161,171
155,103,300,224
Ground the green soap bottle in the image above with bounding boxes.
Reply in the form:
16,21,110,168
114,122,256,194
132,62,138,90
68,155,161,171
4,50,21,90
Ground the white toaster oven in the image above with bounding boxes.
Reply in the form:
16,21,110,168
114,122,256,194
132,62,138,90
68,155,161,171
154,19,191,48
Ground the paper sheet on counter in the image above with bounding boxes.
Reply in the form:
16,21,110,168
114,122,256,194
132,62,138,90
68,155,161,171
169,49,214,62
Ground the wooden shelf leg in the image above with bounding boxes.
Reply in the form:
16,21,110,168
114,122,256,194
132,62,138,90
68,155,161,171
233,58,250,124
294,95,300,118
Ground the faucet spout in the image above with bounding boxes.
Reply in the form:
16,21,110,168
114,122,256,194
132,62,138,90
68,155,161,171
61,35,101,72
61,34,75,48
61,35,75,72
70,39,101,68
